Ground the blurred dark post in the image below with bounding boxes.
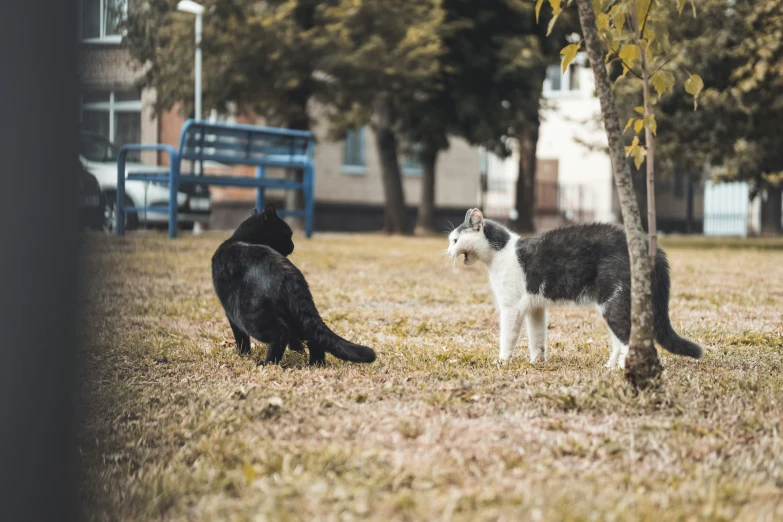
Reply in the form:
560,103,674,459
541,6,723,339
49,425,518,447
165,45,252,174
0,2,80,521
686,176,694,234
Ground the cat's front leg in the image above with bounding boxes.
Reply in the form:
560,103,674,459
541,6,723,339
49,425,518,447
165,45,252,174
498,307,525,362
526,307,547,363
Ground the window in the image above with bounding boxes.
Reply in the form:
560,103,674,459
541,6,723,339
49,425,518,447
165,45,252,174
342,127,367,174
81,90,142,161
545,62,582,95
81,0,127,43
402,143,423,176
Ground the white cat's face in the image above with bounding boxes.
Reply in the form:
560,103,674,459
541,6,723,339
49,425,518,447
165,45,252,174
447,209,490,266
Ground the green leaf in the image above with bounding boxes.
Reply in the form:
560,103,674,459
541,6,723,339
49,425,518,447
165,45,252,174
596,13,609,31
634,119,644,133
546,13,560,36
560,43,581,74
611,6,625,34
634,106,645,115
618,44,640,67
685,74,704,109
535,0,545,23
635,0,651,28
651,71,675,97
624,117,636,132
632,146,647,169
625,135,639,155
643,113,657,135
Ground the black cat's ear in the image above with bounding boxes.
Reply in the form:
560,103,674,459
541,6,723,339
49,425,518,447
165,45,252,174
251,207,259,216
264,203,277,219
469,208,484,232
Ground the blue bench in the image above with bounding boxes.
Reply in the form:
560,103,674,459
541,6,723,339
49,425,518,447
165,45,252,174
116,119,316,238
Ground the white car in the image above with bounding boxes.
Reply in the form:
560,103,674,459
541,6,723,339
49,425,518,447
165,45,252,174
79,131,211,232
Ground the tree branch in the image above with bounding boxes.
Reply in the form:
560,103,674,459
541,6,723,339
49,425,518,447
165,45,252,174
609,47,643,80
640,0,655,37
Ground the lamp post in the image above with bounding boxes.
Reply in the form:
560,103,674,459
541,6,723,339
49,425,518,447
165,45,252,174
177,0,204,123
177,0,205,234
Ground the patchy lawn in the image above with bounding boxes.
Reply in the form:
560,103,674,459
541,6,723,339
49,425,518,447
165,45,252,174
78,231,783,521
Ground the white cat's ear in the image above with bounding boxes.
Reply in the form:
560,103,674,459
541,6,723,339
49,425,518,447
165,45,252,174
469,208,484,232
463,208,474,224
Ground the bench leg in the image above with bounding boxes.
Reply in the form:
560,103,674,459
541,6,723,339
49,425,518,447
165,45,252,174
168,157,180,239
117,153,126,237
304,164,314,239
255,166,266,212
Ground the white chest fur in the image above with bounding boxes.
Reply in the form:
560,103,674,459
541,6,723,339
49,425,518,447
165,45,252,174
486,238,528,309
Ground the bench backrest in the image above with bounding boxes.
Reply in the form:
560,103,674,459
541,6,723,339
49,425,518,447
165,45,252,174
177,119,315,168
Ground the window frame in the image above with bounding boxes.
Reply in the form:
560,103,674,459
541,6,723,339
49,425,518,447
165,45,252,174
543,52,586,98
79,0,128,44
342,127,368,175
80,90,142,152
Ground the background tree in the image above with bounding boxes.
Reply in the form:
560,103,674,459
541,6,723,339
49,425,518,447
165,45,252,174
399,0,561,234
639,0,783,234
542,0,702,387
318,0,445,234
400,0,575,234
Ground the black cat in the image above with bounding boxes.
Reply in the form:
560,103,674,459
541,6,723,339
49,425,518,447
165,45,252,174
211,204,376,366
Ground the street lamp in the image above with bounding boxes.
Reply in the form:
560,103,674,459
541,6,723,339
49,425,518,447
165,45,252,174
177,0,204,123
177,0,205,233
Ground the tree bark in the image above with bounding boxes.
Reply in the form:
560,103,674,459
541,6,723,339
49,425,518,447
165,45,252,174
760,184,783,235
415,142,438,235
515,123,539,234
282,91,310,233
576,0,662,388
372,93,409,234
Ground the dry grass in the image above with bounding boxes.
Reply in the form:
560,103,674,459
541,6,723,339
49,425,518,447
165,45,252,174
78,231,783,521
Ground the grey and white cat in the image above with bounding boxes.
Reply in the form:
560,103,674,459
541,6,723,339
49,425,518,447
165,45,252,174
447,208,702,368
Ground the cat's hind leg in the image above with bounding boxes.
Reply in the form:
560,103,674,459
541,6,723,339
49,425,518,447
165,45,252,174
600,284,631,369
258,331,289,365
229,319,251,356
526,307,548,363
308,343,326,366
605,330,624,369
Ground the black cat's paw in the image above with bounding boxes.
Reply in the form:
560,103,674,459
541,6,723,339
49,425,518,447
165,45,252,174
308,357,326,367
257,359,282,367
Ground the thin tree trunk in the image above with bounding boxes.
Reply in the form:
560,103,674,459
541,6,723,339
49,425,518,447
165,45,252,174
282,94,310,233
576,0,662,388
415,143,438,235
515,123,539,234
632,6,657,267
372,93,408,234
283,4,315,232
760,185,782,235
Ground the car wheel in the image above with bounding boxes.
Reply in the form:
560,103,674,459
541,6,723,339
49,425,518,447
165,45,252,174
103,193,138,233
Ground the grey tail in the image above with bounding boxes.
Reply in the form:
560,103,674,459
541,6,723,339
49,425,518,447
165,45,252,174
652,250,703,359
310,321,376,363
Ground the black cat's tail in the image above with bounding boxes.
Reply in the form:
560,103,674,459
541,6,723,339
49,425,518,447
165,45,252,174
652,250,703,359
309,321,376,363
